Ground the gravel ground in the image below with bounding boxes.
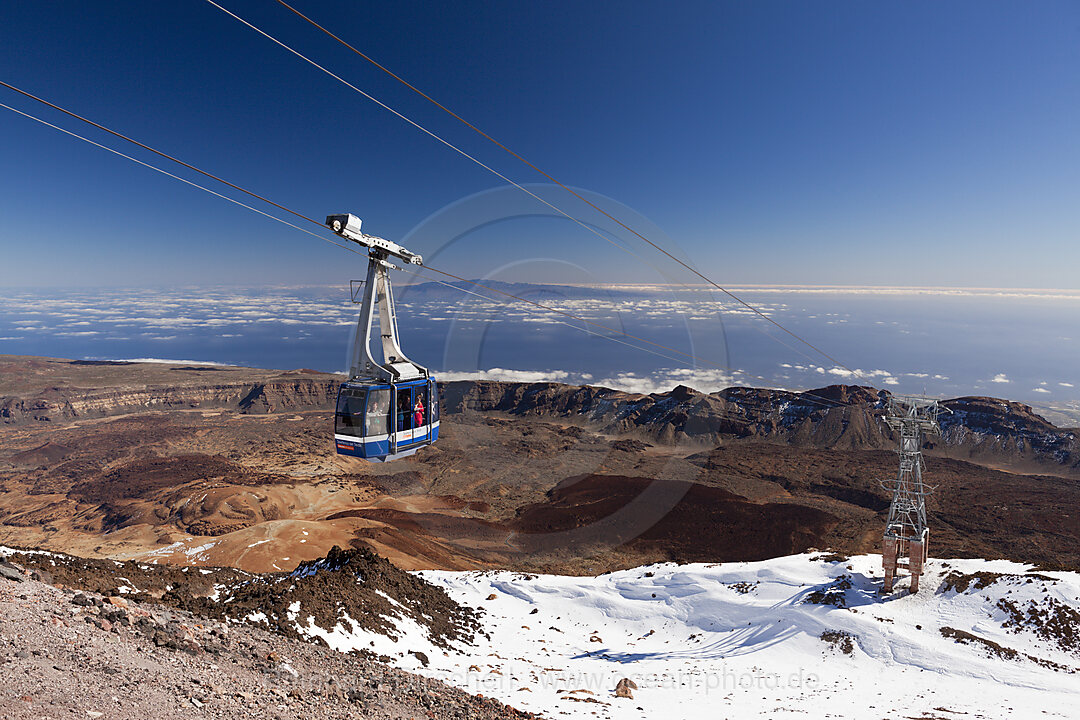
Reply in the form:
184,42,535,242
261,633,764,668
3,546,483,653
0,566,538,720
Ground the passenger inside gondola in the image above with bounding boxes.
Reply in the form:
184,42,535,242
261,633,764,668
367,388,389,435
397,388,413,431
413,397,424,427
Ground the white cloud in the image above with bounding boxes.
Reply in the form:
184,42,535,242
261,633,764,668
991,373,1010,384
884,377,900,385
1060,382,1074,388
591,376,676,394
662,368,736,391
712,285,1080,302
590,371,727,395
115,358,236,366
438,368,571,384
1032,387,1051,394
438,367,736,395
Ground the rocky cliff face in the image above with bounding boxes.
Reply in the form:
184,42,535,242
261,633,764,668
442,380,894,447
441,380,1080,474
940,396,1079,470
4,356,1076,475
1,375,338,424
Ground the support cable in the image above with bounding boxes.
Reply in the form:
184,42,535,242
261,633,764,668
202,0,651,265
411,270,817,427
0,79,324,232
413,273,695,368
0,90,851,414
245,0,866,380
0,99,348,253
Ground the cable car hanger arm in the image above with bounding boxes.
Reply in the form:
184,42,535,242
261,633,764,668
326,213,422,266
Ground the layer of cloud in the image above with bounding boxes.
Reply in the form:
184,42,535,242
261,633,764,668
705,286,1080,301
592,368,736,395
114,358,237,366
1,286,1075,408
781,364,908,387
439,367,736,395
438,368,571,384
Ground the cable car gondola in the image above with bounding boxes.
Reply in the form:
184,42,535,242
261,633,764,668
327,213,439,462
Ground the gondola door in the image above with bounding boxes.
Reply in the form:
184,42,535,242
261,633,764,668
392,383,431,450
394,384,412,450
366,386,391,457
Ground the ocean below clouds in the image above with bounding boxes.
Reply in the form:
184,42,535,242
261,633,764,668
1,284,1077,423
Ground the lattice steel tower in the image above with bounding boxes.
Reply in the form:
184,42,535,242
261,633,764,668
881,396,944,594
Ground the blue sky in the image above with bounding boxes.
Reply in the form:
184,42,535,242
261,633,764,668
1,1,1078,287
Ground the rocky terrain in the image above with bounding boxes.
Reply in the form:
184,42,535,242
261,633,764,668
0,553,537,720
2,354,1079,719
443,380,1080,474
0,354,1078,577
3,546,1076,720
1,545,481,654
0,356,338,423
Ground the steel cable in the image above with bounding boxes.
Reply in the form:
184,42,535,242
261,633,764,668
255,0,866,381
0,88,854,414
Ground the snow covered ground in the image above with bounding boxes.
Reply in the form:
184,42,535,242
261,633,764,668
287,553,1079,719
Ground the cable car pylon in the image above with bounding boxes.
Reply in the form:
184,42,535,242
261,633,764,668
327,213,439,462
880,395,947,593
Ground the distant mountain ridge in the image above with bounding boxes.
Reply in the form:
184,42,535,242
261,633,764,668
2,355,1078,575
443,380,1080,476
2,355,1076,476
0,355,339,424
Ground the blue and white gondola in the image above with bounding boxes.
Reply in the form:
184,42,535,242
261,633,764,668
334,377,440,461
326,212,440,463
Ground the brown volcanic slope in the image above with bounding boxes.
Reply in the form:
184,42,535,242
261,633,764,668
509,474,841,563
1,354,1078,574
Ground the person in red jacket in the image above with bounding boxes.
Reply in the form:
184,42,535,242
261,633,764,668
413,397,425,428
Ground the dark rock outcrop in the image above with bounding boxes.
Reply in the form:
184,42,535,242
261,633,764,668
442,380,1080,474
